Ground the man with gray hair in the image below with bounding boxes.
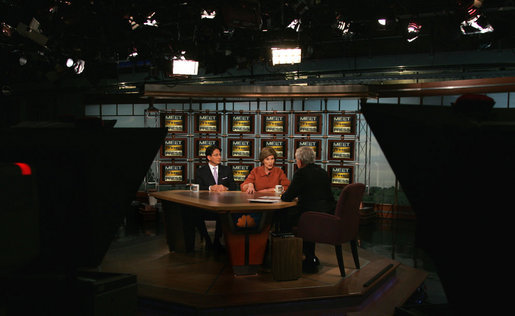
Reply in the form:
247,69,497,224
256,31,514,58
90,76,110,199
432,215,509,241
281,146,336,273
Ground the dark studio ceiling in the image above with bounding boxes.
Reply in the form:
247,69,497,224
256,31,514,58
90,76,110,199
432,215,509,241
1,0,515,95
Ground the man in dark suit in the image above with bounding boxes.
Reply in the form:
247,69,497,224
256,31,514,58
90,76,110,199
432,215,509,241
194,145,236,251
281,146,336,273
195,145,237,192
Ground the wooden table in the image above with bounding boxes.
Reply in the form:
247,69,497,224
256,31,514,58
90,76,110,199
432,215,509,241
150,190,297,275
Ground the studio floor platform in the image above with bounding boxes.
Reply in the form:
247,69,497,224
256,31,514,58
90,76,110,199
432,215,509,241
93,232,427,315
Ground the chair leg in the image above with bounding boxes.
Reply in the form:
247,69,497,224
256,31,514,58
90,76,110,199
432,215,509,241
350,239,360,269
335,244,345,277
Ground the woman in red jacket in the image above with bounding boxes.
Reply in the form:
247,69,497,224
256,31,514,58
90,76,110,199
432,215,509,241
241,147,290,193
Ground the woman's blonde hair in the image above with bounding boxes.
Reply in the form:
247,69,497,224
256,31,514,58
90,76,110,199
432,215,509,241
259,146,277,163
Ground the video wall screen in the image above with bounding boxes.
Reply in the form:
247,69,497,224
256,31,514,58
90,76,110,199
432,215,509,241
161,112,187,134
153,111,359,186
160,138,187,159
228,114,255,134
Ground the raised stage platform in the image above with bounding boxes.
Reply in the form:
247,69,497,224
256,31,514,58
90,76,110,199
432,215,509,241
94,234,427,315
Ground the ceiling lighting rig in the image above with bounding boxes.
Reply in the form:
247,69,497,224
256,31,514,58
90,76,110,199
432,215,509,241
406,22,422,42
458,0,494,35
0,0,513,89
271,47,301,65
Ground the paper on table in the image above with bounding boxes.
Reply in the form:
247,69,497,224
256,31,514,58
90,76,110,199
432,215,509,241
258,196,281,200
248,198,280,203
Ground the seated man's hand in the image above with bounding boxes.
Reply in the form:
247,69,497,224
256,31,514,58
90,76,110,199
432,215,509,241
210,184,228,192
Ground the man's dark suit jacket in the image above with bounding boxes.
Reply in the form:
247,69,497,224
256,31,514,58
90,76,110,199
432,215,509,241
195,164,237,191
281,163,336,214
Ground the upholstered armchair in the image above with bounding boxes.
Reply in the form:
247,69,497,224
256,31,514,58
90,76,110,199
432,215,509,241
296,183,366,277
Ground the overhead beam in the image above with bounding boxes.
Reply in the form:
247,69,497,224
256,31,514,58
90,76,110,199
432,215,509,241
144,84,370,99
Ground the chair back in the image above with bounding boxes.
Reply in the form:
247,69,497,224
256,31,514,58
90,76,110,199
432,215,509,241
334,183,366,240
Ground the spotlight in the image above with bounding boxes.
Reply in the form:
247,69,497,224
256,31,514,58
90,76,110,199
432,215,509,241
172,58,199,75
460,12,494,35
459,1,493,35
19,56,27,66
377,18,387,26
406,22,422,42
201,9,216,19
143,12,158,27
66,58,74,67
127,16,139,30
271,47,301,65
287,19,301,32
73,59,85,74
1,22,13,37
336,20,353,38
128,47,138,58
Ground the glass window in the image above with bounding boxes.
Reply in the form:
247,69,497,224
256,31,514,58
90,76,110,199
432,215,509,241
400,97,420,105
266,100,283,111
101,104,117,115
378,97,398,104
154,103,166,110
487,92,508,108
326,99,339,111
422,96,442,106
117,104,133,115
134,104,147,115
442,95,459,106
105,116,144,127
85,105,100,116
340,99,359,111
304,99,321,111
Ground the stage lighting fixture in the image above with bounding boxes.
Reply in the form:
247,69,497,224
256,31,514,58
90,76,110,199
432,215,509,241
459,1,493,35
73,59,85,74
201,10,216,19
406,22,422,42
287,19,301,32
336,20,353,38
66,58,74,67
128,16,139,30
19,57,27,66
460,12,493,34
1,22,13,37
271,47,301,65
172,58,199,75
143,12,158,27
377,18,387,26
128,47,138,58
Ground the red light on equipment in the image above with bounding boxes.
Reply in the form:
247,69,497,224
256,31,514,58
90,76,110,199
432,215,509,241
15,163,32,175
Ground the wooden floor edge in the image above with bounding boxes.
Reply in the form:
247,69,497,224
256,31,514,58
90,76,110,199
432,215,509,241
136,260,410,312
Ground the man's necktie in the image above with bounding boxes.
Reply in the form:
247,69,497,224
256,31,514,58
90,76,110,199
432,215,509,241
213,167,218,184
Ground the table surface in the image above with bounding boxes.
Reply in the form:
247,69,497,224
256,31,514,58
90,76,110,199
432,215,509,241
150,190,297,213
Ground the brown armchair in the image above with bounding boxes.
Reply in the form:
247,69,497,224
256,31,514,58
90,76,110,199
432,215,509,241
296,183,366,277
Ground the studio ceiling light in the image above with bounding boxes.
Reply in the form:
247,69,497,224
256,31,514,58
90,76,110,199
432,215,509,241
271,47,301,65
143,12,158,27
287,19,301,32
18,56,27,66
201,10,216,19
336,20,354,39
406,22,422,42
460,13,493,35
73,59,85,74
459,0,493,35
172,59,199,75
